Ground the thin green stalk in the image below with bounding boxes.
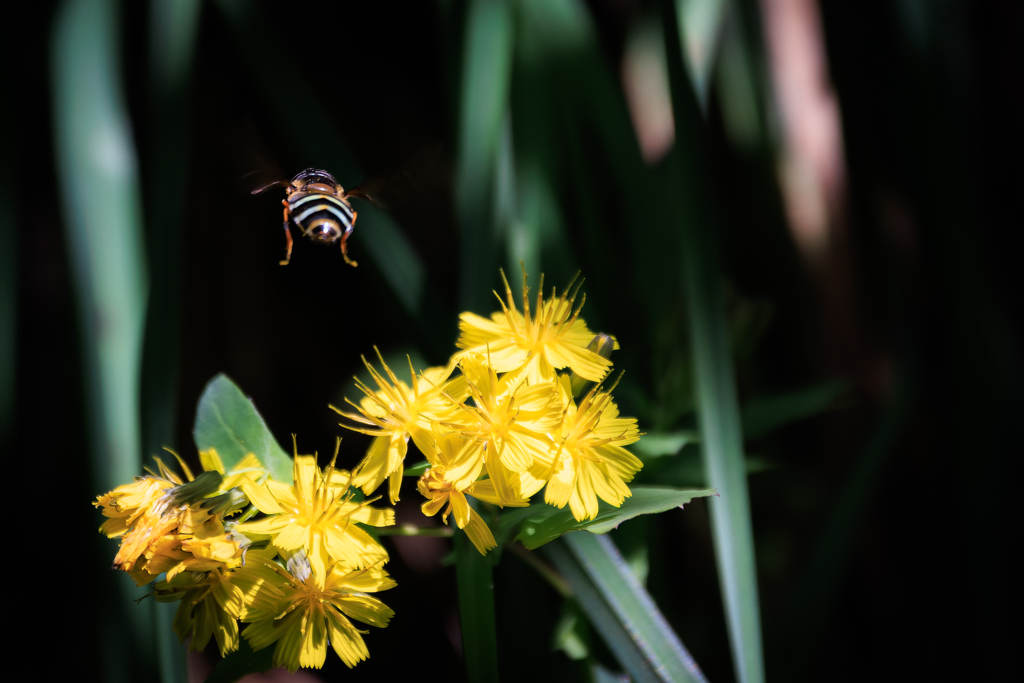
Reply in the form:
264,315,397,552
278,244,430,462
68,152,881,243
145,3,203,680
455,528,500,683
663,2,764,682
376,525,455,537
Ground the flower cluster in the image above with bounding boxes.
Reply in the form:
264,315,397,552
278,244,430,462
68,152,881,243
94,445,396,672
336,271,643,554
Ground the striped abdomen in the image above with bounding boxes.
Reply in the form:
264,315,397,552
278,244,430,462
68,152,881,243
287,191,355,244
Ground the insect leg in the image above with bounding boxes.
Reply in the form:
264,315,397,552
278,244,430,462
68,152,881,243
279,200,294,266
340,234,358,267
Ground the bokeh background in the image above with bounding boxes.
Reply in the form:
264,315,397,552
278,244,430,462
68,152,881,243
6,0,1020,681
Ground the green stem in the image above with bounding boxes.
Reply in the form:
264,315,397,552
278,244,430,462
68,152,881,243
455,527,500,683
376,525,455,537
508,542,572,598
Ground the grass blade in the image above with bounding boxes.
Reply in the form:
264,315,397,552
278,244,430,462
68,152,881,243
455,0,514,312
662,2,764,681
674,0,728,109
52,1,152,679
144,3,203,679
141,0,202,460
547,534,708,683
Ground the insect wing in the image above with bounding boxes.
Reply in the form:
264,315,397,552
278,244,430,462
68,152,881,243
344,143,450,212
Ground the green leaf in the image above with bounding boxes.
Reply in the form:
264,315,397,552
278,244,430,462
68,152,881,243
741,379,851,440
203,638,274,683
546,534,708,683
403,460,430,477
515,487,717,550
192,374,292,484
633,431,700,458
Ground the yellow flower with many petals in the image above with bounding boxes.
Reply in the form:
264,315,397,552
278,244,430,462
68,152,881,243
332,353,465,504
95,456,223,573
240,551,395,671
442,354,563,506
238,440,394,585
456,270,617,384
95,475,175,541
544,377,643,521
156,566,250,657
417,433,527,554
126,495,250,585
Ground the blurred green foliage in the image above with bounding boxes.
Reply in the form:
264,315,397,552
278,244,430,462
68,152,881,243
10,0,1020,681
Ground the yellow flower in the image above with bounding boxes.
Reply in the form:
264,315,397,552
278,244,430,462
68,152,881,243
240,551,395,671
126,495,250,585
442,354,563,506
156,567,249,657
417,434,526,555
456,270,617,384
238,440,394,585
543,377,643,521
94,456,222,572
333,353,465,504
95,475,175,540
199,449,266,491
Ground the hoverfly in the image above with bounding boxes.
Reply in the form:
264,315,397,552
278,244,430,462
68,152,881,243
252,168,374,267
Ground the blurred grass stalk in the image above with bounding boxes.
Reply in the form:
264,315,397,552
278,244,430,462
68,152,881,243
549,533,709,683
665,2,765,682
453,1,513,679
143,1,204,681
455,0,513,313
51,0,152,680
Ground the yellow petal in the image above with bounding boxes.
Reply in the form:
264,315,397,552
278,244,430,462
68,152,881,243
292,455,319,505
464,511,497,555
200,448,225,474
239,479,285,516
336,595,394,628
449,491,471,529
325,609,369,668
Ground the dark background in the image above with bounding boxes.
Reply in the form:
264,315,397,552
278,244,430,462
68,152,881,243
6,0,1021,681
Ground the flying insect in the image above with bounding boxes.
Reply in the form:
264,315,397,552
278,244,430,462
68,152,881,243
252,168,374,266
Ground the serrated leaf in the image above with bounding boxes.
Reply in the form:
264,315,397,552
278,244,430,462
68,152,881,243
193,374,292,484
203,638,274,683
515,486,717,550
